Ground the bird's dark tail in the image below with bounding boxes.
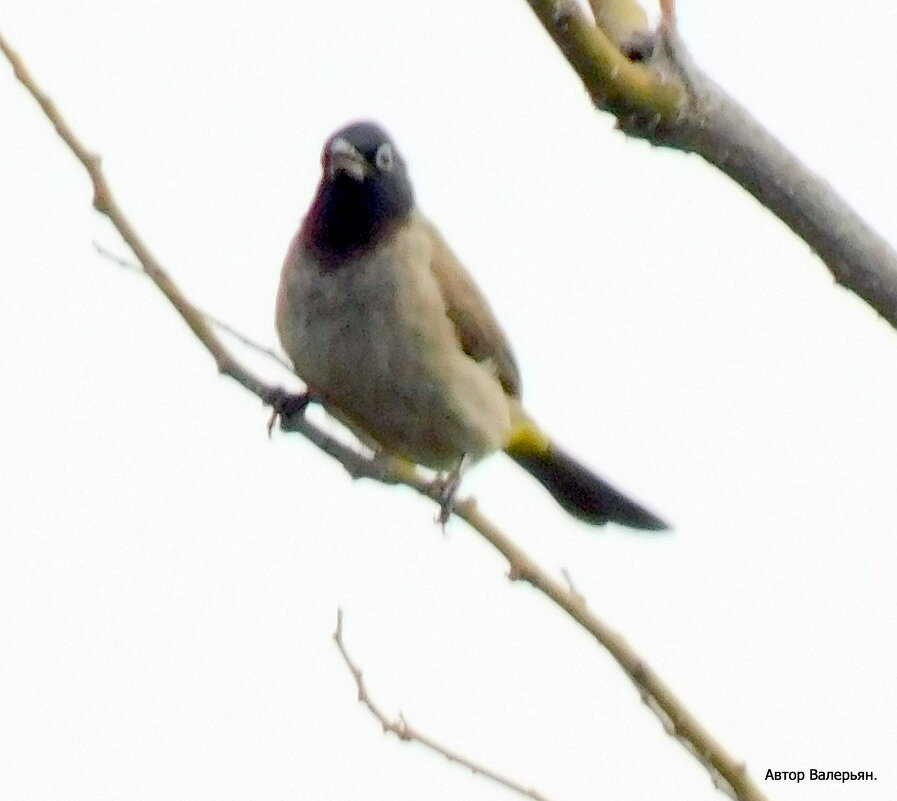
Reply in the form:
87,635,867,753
504,415,668,530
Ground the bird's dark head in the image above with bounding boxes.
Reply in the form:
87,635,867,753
302,121,415,266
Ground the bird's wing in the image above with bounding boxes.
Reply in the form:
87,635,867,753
418,212,522,398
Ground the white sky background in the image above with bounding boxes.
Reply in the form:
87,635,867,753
2,1,895,799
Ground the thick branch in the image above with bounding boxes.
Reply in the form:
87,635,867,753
657,36,897,324
524,0,686,121
2,32,765,801
522,1,897,330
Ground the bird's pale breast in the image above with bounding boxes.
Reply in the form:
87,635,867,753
276,219,511,469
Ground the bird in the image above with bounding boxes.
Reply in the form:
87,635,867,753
275,120,667,531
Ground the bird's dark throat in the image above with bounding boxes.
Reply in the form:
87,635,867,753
302,174,413,270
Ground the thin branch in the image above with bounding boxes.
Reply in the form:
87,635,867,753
521,0,897,330
93,240,143,272
204,316,293,371
451,500,762,801
658,0,675,25
2,32,765,801
333,611,557,801
0,34,272,403
93,241,292,369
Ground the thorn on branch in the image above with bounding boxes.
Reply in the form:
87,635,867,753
85,155,110,211
560,568,585,604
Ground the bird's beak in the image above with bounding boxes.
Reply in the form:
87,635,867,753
327,137,368,181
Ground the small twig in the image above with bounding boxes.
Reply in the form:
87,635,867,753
658,0,676,26
93,240,141,271
202,315,293,371
93,240,293,371
333,610,557,801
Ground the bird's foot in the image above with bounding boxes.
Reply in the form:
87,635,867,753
265,387,312,436
431,454,471,527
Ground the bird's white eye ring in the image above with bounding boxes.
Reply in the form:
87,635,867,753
375,142,395,172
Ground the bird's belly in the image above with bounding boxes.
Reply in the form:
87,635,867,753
281,269,510,470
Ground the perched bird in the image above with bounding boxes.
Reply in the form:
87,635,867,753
276,121,667,530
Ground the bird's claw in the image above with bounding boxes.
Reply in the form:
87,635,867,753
433,473,461,526
431,454,471,527
265,387,311,437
